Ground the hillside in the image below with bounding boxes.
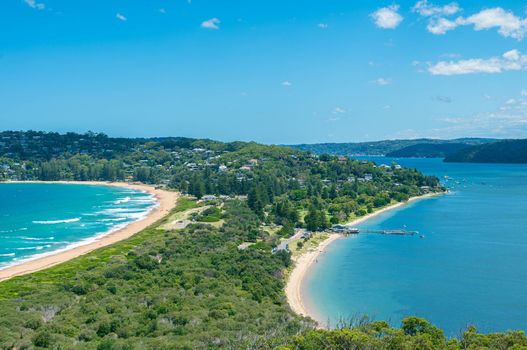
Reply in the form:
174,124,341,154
386,143,471,158
0,131,525,349
445,139,527,163
291,138,494,157
0,131,447,348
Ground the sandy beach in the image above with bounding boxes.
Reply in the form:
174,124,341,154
0,181,179,282
285,192,443,325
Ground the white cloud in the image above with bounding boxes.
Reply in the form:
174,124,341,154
318,23,329,29
281,81,292,87
391,92,527,138
116,13,127,21
460,8,527,40
522,90,527,97
371,78,392,86
412,1,460,17
371,5,403,29
422,7,527,40
159,8,166,14
503,49,520,61
428,49,527,75
201,18,220,30
427,18,458,34
333,107,346,114
23,0,45,10
434,94,527,137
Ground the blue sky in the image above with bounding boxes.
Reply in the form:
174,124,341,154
0,0,526,144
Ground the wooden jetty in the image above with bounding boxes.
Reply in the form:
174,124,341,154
331,225,418,236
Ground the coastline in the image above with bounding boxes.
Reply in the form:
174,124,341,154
285,191,444,326
0,181,179,282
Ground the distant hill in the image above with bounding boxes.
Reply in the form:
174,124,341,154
386,143,471,158
445,139,527,163
291,138,494,157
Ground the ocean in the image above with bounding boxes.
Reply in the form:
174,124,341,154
0,183,157,270
303,157,527,335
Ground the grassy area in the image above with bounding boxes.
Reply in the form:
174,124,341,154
290,232,330,258
0,198,190,300
196,206,222,222
0,199,306,349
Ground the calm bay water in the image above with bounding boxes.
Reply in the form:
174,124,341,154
0,183,156,270
304,157,527,335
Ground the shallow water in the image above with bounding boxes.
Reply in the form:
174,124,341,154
0,183,156,269
304,157,527,335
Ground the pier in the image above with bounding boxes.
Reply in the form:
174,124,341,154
360,229,419,235
331,225,418,236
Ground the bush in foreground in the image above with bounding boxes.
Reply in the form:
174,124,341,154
277,317,527,350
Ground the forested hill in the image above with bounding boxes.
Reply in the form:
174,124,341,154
386,142,471,158
1,131,442,231
291,138,494,157
445,139,527,163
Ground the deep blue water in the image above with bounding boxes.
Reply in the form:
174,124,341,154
0,183,156,269
304,157,527,335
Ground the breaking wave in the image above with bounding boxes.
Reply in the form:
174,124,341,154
114,196,131,204
32,218,81,225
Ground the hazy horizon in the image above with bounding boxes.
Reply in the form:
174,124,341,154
0,129,510,145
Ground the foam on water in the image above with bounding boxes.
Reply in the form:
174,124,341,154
0,183,157,270
32,218,81,225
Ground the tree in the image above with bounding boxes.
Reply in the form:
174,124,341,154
189,174,206,199
247,187,264,216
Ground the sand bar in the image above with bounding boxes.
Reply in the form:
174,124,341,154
0,181,179,282
285,192,444,326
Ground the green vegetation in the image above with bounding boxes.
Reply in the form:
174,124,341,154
4,132,523,349
195,207,222,222
445,139,527,163
0,199,310,349
279,317,527,349
386,143,472,158
291,138,494,157
0,131,443,231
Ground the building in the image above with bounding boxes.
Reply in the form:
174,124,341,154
331,225,359,234
420,186,431,193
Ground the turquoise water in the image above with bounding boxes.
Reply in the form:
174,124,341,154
0,183,157,269
304,158,527,335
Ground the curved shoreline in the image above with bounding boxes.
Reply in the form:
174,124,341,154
285,192,444,326
0,181,179,282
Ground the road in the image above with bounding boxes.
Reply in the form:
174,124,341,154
276,228,306,251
